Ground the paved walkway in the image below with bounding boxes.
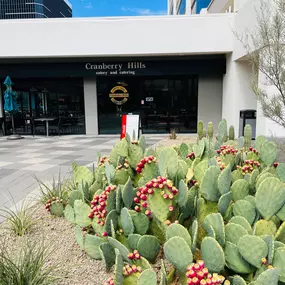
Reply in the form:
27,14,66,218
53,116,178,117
0,135,165,210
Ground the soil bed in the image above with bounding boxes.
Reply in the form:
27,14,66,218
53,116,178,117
0,203,113,285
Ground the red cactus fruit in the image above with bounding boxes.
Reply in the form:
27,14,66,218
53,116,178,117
102,232,108,237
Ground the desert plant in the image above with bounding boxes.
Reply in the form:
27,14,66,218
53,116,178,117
235,0,285,131
0,198,37,236
36,173,71,205
0,239,64,285
169,128,177,139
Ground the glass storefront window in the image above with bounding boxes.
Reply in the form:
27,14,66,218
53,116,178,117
97,76,198,134
3,78,85,136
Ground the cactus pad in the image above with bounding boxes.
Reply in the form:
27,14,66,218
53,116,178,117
191,219,198,254
159,259,167,285
277,163,285,182
75,225,84,249
99,242,115,271
164,236,193,272
237,235,268,268
129,211,149,235
232,170,244,183
72,162,94,186
128,234,141,251
108,237,130,262
231,179,249,201
273,248,285,282
256,177,285,220
224,241,253,274
74,200,92,227
50,201,64,217
84,234,104,259
179,143,189,159
261,141,277,166
203,213,225,247
218,164,232,195
244,195,256,207
178,180,187,208
138,269,157,285
228,216,252,234
158,147,178,179
256,172,275,189
254,220,277,236
166,223,192,248
261,235,274,264
194,160,208,183
122,177,135,209
255,135,267,152
105,210,119,236
137,235,160,263
233,200,256,225
200,165,221,202
255,268,280,285
201,237,225,273
64,204,75,223
218,192,232,217
68,190,83,207
231,275,247,285
225,223,248,245
120,208,134,236
275,221,285,243
114,249,124,285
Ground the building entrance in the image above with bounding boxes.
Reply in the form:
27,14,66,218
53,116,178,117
97,76,198,134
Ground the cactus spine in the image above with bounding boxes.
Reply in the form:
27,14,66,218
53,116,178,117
229,125,235,141
244,124,252,149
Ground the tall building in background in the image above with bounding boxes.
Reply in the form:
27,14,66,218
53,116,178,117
0,0,72,19
168,0,189,15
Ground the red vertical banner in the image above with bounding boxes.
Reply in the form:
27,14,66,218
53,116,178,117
121,114,127,139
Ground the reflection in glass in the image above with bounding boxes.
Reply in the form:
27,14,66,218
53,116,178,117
97,76,198,134
3,78,85,136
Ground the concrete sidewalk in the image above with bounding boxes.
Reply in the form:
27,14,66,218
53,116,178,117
0,135,165,210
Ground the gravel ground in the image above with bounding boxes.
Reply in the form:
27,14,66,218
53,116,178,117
0,204,113,285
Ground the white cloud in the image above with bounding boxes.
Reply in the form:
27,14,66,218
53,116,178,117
121,6,166,15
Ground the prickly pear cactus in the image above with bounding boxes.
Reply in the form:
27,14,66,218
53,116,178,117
133,176,178,224
256,177,285,220
50,201,64,217
260,140,277,166
244,124,252,149
137,235,160,263
200,166,221,202
164,236,193,272
229,125,235,140
201,237,225,273
208,122,214,139
198,120,204,140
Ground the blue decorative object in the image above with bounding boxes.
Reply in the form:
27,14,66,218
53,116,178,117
3,76,22,139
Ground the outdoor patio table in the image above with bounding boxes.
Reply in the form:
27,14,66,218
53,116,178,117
34,117,55,137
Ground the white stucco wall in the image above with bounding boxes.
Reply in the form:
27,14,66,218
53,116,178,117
256,71,285,137
198,76,223,130
0,14,234,58
222,54,257,135
83,78,98,135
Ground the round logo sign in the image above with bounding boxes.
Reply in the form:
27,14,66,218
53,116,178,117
109,86,129,105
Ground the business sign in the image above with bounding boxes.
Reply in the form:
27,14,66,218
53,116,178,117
146,97,154,102
109,85,129,105
121,114,140,141
86,61,146,76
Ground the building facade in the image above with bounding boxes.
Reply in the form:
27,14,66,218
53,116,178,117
0,0,72,19
0,0,283,137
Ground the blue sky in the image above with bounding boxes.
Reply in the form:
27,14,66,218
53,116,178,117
69,0,167,17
